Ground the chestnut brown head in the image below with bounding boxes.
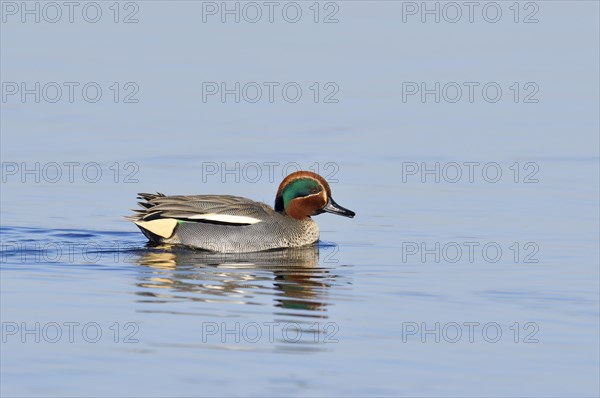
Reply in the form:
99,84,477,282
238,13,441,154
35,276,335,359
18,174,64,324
274,171,355,220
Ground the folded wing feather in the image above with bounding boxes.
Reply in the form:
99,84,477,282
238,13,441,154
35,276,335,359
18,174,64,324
131,194,270,228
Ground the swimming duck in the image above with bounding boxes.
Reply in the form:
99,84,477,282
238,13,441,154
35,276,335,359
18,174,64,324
128,171,355,253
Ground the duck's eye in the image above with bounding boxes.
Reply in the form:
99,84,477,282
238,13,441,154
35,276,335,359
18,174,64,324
309,187,320,195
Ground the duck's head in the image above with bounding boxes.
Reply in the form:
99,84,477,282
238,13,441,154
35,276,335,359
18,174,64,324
274,171,355,220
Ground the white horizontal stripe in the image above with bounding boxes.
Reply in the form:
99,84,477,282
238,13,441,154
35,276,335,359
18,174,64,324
187,213,262,224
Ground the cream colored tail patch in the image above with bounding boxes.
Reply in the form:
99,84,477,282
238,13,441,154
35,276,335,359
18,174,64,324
134,218,178,238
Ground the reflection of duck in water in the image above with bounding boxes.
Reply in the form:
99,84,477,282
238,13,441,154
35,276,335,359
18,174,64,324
127,171,354,252
131,244,338,313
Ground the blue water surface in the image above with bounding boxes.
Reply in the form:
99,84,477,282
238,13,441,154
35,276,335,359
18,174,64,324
1,2,599,397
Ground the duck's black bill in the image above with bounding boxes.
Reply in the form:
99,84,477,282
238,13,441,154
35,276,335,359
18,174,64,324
322,197,355,218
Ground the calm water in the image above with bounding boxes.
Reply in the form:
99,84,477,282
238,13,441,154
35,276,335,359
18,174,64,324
1,2,599,397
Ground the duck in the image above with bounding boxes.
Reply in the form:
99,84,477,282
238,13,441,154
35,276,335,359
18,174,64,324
127,171,355,253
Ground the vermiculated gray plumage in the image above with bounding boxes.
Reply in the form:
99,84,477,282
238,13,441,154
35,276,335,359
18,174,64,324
128,193,319,253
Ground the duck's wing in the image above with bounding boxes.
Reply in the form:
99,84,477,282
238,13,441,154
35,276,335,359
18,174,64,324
127,193,275,226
